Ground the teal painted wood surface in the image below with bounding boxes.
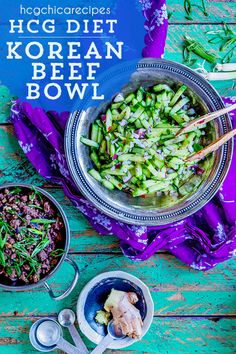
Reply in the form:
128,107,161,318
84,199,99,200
0,1,236,353
0,317,235,353
0,254,235,317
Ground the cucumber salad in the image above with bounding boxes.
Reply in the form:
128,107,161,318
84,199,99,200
81,84,212,199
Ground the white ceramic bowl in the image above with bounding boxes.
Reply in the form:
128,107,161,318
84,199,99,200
77,271,154,349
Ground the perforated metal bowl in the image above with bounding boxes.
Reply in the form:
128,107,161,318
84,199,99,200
65,58,233,225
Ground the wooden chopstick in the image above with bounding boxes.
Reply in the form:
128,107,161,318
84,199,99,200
176,102,236,136
185,128,236,162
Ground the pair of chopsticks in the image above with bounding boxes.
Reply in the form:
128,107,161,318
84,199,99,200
176,103,236,162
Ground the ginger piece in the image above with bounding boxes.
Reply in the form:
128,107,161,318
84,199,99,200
95,310,111,326
104,289,143,339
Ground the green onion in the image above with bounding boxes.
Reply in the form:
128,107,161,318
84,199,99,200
206,23,236,64
50,249,65,257
28,204,43,210
0,250,6,267
193,143,203,152
31,239,50,258
184,0,208,21
23,228,45,235
183,35,218,64
31,219,56,224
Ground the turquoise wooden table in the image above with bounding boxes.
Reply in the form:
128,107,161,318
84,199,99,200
0,1,236,353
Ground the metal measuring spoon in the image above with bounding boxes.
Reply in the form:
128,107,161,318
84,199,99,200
91,320,126,354
58,309,89,353
30,318,80,354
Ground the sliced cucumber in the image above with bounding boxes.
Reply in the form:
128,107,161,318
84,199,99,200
81,84,208,197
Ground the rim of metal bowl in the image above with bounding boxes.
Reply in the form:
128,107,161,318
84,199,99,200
0,183,70,290
65,58,233,225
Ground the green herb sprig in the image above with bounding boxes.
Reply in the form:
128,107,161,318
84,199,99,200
29,187,43,202
50,249,65,257
31,219,56,224
10,187,22,195
0,215,61,280
184,0,208,21
183,35,218,65
0,218,13,267
31,239,50,258
206,23,236,63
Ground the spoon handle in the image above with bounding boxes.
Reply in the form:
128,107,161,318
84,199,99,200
185,128,236,162
90,334,113,354
69,324,89,353
57,337,81,354
176,102,236,136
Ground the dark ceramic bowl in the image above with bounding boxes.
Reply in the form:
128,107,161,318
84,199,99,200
77,271,154,349
65,58,233,225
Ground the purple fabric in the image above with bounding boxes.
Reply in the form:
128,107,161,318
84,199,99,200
11,0,236,270
140,0,168,57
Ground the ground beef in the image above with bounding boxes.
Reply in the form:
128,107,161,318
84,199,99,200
0,187,65,285
38,250,47,262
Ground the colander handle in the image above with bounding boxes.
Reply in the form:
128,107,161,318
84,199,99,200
44,257,79,301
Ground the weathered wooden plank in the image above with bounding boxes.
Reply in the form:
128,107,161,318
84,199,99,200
40,188,120,253
167,0,236,23
0,125,45,184
0,254,235,317
0,316,235,353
